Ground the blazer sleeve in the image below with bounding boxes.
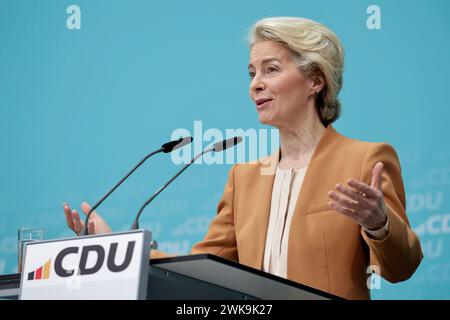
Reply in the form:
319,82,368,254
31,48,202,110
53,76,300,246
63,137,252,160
150,165,239,261
189,164,239,262
360,143,423,282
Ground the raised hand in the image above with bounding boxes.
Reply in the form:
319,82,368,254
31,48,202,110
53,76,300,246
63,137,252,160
63,202,112,235
327,162,388,230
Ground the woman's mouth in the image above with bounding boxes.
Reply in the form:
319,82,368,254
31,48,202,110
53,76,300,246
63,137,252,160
256,98,273,110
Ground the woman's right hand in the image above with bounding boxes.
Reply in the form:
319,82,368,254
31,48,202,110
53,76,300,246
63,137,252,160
63,202,112,236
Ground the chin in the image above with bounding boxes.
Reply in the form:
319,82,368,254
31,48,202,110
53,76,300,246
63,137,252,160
256,107,280,126
257,114,276,126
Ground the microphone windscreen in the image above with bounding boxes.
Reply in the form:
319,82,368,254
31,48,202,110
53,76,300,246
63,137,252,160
162,136,193,153
213,136,243,152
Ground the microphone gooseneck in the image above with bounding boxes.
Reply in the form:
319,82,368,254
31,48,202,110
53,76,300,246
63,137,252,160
130,136,242,230
80,136,193,235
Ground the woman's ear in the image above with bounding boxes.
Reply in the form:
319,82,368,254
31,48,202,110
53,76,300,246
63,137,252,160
311,74,325,95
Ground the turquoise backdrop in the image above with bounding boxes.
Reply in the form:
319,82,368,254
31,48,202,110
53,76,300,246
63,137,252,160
1,0,449,299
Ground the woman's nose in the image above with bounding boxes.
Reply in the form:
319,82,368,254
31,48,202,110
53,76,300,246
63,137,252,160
250,76,266,93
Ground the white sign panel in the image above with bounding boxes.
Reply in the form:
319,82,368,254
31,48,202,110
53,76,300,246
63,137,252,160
19,230,151,300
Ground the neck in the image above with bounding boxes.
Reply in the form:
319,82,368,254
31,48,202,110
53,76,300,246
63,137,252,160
278,110,326,170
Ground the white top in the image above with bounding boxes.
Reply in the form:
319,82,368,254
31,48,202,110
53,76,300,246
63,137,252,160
263,166,307,279
262,165,389,279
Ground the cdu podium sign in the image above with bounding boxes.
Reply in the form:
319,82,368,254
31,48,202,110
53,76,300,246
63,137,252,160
19,230,151,300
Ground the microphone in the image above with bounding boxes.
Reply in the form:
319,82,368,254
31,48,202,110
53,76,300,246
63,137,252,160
211,136,243,152
81,136,193,235
130,136,243,230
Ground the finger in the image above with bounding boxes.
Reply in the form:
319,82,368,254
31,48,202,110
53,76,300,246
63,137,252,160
336,183,371,208
328,190,360,211
347,178,382,199
72,210,83,236
328,201,359,222
80,201,101,221
370,162,384,191
80,201,93,217
63,203,75,230
87,219,95,235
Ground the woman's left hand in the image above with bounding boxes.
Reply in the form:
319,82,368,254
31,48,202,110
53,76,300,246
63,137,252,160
327,162,388,230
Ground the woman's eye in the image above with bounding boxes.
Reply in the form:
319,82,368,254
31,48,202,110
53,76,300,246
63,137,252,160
249,72,256,79
267,66,278,73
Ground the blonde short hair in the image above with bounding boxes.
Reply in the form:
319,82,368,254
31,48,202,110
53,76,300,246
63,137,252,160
248,17,345,126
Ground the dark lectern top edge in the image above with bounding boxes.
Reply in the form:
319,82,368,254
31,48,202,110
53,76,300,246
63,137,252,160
1,254,344,300
150,253,344,300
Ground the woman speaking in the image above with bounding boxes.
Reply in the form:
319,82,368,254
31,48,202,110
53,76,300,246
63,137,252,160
63,17,423,300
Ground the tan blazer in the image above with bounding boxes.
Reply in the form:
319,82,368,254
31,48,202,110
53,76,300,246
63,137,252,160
152,125,423,300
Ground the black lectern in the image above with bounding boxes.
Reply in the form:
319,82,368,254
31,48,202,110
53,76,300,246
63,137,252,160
0,254,340,300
